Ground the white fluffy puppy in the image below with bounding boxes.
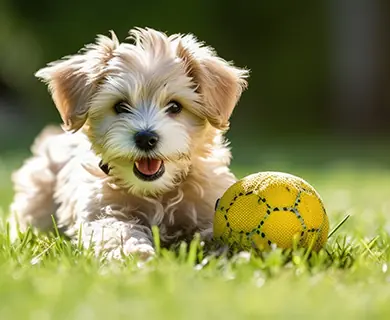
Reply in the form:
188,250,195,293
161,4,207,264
9,27,248,259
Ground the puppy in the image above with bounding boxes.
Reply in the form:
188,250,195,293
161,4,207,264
9,27,248,259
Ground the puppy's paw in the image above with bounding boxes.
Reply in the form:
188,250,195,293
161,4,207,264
199,227,214,242
123,238,155,260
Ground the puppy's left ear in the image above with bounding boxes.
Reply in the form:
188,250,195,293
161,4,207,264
35,32,119,132
177,37,249,130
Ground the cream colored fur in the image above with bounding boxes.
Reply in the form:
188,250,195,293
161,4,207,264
9,27,248,260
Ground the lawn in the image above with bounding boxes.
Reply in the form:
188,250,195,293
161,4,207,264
1,141,390,319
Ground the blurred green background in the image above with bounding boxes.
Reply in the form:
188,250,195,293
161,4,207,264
0,0,389,170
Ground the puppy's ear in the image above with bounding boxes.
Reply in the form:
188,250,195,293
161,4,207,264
35,32,119,132
176,36,249,130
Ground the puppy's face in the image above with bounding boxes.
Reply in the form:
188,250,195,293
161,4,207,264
36,28,248,196
88,57,204,195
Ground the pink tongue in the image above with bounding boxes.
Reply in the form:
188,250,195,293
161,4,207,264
135,159,162,175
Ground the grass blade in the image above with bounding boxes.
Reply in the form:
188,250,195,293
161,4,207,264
152,225,161,256
328,214,350,239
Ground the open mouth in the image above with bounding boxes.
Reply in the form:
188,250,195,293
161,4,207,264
133,158,165,181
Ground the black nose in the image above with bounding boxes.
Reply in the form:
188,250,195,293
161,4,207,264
134,130,159,151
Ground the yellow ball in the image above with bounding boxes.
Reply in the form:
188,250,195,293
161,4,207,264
213,172,329,252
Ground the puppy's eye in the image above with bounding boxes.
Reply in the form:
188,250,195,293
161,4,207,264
166,101,183,114
114,102,132,114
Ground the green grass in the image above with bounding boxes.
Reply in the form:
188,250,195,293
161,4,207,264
1,149,390,319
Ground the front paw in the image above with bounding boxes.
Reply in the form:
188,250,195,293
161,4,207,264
123,238,155,260
199,227,214,242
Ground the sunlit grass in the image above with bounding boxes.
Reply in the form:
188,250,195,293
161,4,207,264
1,151,390,319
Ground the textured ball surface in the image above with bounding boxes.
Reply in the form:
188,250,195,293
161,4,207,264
213,172,329,252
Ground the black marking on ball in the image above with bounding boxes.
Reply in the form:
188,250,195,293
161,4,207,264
233,196,237,201
261,232,265,238
224,214,228,220
214,198,220,211
226,222,230,228
286,186,291,192
266,210,271,214
268,240,272,246
260,221,264,226
256,230,260,235
274,208,280,211
225,208,229,213
266,204,271,209
239,192,243,196
301,231,304,236
283,207,288,211
246,191,253,195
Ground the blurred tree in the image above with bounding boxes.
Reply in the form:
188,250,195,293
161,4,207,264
328,0,389,136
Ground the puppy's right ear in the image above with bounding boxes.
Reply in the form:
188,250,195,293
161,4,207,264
35,32,119,132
